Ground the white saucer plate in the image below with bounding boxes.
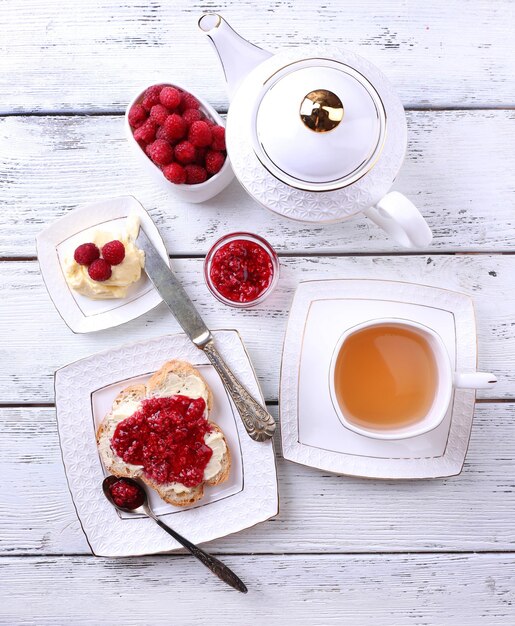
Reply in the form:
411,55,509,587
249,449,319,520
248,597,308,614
37,195,168,333
280,279,477,479
55,330,278,556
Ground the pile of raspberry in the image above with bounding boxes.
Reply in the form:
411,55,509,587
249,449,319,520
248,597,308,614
73,240,125,282
128,84,227,185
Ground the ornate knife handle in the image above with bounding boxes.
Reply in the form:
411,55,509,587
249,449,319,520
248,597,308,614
203,340,276,442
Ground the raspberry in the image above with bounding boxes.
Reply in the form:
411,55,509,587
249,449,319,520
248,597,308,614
155,125,173,142
88,258,112,282
163,114,186,141
146,139,174,166
174,140,196,164
179,92,200,113
101,240,125,265
211,125,226,151
159,86,182,110
194,147,207,165
182,108,204,127
189,120,212,148
149,104,170,126
128,103,147,129
163,162,187,184
205,150,226,175
133,119,157,145
141,85,163,111
74,243,100,266
185,164,208,184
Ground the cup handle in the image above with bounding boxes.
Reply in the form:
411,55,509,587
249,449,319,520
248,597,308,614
454,371,498,389
362,191,433,248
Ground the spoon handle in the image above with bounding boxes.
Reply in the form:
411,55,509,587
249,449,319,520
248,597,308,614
150,514,247,593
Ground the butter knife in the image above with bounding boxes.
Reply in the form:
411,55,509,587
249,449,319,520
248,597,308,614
137,228,276,442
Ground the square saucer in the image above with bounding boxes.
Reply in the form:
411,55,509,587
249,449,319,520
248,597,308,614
36,195,169,333
280,279,478,479
55,330,278,556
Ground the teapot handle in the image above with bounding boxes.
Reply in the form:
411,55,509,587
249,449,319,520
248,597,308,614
362,191,433,248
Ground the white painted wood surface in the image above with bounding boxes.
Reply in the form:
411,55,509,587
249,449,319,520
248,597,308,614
2,110,515,257
1,404,515,556
1,1,514,624
1,0,513,112
2,554,514,626
1,255,513,403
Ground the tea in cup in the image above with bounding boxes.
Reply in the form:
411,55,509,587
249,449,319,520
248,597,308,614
329,319,496,440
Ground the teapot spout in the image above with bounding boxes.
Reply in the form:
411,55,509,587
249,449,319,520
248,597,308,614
199,14,272,101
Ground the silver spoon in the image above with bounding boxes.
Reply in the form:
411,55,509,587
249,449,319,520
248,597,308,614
102,476,247,593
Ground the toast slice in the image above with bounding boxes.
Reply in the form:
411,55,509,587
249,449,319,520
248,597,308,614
96,360,230,506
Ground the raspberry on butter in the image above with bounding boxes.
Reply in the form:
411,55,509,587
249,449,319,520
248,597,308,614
163,162,187,184
174,140,196,164
185,164,208,185
102,240,125,265
146,139,174,166
88,258,112,282
74,243,100,266
189,120,212,148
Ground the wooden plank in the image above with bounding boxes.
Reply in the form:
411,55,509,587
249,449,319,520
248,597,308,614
1,553,514,625
0,1,513,113
0,255,512,404
1,110,515,257
2,404,514,556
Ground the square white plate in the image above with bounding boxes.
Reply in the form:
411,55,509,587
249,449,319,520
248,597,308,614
280,279,478,479
37,195,169,333
55,330,278,556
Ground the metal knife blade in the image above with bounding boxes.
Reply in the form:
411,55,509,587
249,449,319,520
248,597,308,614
136,229,211,347
136,228,276,442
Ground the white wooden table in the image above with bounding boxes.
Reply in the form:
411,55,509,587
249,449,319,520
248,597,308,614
1,2,514,624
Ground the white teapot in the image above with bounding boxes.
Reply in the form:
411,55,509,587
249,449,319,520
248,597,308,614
199,14,432,248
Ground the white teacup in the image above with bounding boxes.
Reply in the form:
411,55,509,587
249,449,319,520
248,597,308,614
329,318,497,440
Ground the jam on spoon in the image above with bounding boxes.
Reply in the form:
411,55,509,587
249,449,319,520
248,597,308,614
102,476,247,593
108,478,145,510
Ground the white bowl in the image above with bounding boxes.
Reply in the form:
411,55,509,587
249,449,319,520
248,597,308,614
125,82,234,203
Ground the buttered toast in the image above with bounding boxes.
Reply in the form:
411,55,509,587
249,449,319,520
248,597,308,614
96,360,231,506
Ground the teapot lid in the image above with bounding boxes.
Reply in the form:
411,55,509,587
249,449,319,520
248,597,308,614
252,59,386,191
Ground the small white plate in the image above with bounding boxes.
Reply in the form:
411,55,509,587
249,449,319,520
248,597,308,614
36,195,169,333
280,279,478,479
55,330,278,557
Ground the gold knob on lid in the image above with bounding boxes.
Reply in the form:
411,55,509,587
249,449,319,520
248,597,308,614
300,89,344,132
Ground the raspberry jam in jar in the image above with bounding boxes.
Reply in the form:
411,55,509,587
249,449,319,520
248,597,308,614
204,233,279,307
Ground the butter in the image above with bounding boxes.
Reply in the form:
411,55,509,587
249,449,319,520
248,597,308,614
99,398,144,474
64,213,145,299
203,431,227,481
148,373,210,407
